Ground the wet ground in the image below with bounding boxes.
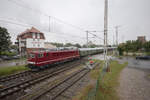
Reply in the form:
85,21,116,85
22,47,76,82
117,57,150,69
118,57,150,100
92,55,150,100
91,54,115,60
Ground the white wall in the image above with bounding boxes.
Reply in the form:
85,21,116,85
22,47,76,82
26,38,44,48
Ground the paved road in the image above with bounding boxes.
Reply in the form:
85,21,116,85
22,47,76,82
118,57,150,100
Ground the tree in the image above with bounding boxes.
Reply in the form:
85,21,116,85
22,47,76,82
65,43,73,47
82,44,87,48
144,41,150,52
118,39,150,55
0,26,11,54
74,43,81,48
118,44,125,55
51,42,64,47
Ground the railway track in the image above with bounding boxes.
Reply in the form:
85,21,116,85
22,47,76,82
0,59,86,86
0,61,77,84
0,57,87,84
0,70,31,83
18,63,99,100
0,59,87,99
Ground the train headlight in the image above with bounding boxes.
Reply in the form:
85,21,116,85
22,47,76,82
28,61,35,64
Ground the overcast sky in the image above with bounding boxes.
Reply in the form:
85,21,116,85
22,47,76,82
0,0,150,45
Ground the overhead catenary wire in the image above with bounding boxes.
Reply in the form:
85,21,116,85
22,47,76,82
0,18,85,40
6,0,103,32
0,18,87,44
7,0,85,32
0,19,31,28
5,0,113,45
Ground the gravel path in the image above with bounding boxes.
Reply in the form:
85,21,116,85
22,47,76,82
118,67,150,100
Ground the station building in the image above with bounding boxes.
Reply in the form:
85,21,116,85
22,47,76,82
17,27,45,56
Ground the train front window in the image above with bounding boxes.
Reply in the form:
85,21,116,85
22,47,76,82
38,54,43,58
29,54,35,58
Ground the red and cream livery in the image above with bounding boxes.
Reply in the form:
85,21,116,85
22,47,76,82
28,49,80,69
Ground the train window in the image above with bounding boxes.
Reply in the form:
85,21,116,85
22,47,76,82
29,54,35,58
38,54,43,58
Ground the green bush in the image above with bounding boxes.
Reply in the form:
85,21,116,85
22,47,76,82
132,53,136,56
146,52,150,56
1,51,16,56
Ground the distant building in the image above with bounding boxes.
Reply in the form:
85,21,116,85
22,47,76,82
17,27,45,56
137,36,146,43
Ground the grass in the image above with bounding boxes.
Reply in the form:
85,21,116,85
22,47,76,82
73,60,128,100
0,58,26,63
90,60,103,79
95,61,128,100
0,65,29,77
72,85,94,100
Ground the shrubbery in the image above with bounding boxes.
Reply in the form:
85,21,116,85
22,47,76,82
1,51,16,56
118,40,150,56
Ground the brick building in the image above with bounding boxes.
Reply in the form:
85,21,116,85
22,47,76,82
137,36,146,43
17,27,45,56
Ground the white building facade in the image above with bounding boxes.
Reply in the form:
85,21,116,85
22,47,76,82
17,27,45,56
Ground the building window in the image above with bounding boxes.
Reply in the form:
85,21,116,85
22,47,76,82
37,33,40,39
32,33,35,38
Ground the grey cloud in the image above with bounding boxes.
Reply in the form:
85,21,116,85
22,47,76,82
0,0,150,45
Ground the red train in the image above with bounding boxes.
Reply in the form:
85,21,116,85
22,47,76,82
27,47,115,70
28,49,80,70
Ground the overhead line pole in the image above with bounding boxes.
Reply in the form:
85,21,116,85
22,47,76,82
113,33,115,45
86,30,103,48
115,25,121,56
86,31,89,48
104,0,108,68
49,16,51,32
115,26,118,46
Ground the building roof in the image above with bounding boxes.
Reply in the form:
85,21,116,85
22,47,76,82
29,27,42,33
17,27,44,39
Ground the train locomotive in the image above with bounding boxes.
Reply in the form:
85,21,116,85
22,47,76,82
27,47,115,70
